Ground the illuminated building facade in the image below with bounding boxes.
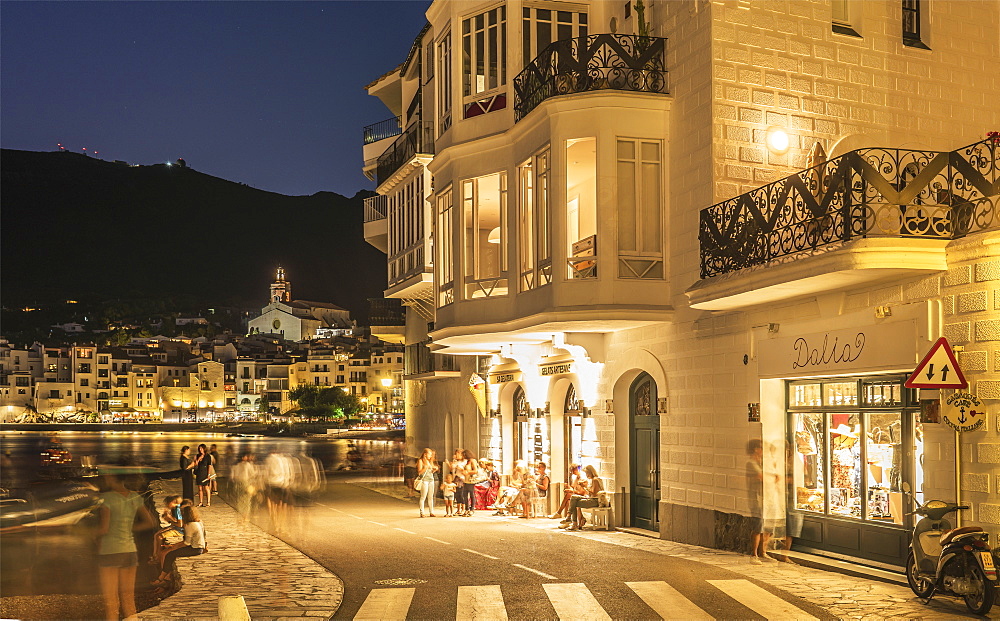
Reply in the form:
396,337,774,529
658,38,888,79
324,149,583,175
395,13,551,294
379,0,998,566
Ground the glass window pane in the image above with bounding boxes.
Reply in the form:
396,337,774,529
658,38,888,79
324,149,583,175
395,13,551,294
866,412,903,524
792,412,825,513
618,159,636,251
863,379,902,407
823,381,858,406
790,382,822,407
829,413,861,519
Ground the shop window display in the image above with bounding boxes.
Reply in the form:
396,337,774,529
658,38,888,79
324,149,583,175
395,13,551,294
788,376,921,526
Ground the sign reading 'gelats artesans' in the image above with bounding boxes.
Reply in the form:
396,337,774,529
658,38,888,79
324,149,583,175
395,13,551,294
942,392,987,432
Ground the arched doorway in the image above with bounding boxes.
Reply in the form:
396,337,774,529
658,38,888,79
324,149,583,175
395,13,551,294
630,372,659,531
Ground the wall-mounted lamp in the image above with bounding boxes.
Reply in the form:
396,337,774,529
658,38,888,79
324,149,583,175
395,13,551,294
582,407,593,419
487,227,501,244
875,305,892,319
765,127,790,154
767,323,780,333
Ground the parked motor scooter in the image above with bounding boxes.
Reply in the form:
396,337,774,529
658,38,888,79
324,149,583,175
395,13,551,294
903,482,997,615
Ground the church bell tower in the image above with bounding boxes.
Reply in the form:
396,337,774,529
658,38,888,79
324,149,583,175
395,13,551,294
270,266,291,303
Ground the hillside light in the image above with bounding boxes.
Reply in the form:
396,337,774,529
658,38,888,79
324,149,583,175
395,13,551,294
765,127,790,154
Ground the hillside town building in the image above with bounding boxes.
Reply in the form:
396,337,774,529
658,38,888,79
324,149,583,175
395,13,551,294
361,0,1000,568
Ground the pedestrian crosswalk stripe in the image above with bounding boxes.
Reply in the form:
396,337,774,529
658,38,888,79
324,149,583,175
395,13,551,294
542,583,612,621
354,587,415,621
707,579,820,621
626,581,713,620
457,585,508,621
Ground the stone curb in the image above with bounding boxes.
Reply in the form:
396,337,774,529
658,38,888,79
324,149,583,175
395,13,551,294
137,482,343,621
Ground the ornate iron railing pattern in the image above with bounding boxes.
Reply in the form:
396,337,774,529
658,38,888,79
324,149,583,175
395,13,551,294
699,138,999,279
375,122,435,186
513,34,668,123
363,116,402,145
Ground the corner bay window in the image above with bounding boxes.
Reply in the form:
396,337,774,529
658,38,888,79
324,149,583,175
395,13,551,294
436,187,455,306
617,138,663,279
518,148,551,291
566,137,597,279
462,6,507,118
463,172,508,299
789,375,923,526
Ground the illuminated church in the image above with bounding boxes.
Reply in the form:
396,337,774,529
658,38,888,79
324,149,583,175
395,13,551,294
246,267,353,341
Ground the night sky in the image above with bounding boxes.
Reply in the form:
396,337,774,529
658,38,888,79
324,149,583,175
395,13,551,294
1,1,430,197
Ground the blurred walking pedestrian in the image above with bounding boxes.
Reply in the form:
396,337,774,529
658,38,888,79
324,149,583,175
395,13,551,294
96,470,156,621
230,452,261,525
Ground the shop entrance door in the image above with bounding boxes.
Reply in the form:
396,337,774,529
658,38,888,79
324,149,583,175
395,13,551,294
630,373,659,531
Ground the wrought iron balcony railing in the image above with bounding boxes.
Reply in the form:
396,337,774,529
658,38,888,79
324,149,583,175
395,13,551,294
363,116,402,145
375,121,435,186
364,194,388,223
699,138,999,279
513,34,668,123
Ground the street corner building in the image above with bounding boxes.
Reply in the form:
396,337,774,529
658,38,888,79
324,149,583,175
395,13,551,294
359,0,1000,569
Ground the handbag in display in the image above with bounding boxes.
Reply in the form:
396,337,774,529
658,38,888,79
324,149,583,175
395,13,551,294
795,430,817,455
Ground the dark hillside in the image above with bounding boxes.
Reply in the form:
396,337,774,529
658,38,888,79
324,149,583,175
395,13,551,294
1,149,385,320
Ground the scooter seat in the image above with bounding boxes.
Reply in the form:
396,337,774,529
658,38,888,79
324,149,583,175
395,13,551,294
939,525,984,545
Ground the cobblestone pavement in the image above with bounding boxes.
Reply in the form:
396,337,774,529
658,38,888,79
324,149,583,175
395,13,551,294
137,483,343,621
357,480,999,620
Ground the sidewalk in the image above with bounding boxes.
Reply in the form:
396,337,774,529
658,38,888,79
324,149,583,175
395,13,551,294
357,479,996,620
137,482,343,621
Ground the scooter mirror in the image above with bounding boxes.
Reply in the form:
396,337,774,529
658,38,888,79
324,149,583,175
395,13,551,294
902,481,911,493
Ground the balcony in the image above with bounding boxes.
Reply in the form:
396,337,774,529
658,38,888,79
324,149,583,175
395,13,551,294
362,116,403,181
690,138,999,310
363,194,389,253
514,34,668,123
404,342,460,380
375,121,434,188
363,116,402,145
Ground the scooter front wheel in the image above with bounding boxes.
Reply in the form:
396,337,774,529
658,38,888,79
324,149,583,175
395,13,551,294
906,551,934,598
963,562,996,616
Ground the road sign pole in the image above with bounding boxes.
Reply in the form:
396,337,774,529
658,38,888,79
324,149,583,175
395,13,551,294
955,422,963,527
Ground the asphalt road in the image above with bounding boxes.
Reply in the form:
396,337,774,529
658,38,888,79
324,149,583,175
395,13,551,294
262,477,834,620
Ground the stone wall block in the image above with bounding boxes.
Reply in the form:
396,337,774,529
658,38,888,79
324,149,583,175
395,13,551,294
981,504,1000,525
944,265,973,287
977,319,1000,341
943,321,971,344
960,350,988,372
958,291,988,313
977,380,1000,400
903,277,940,301
943,295,956,316
979,444,1000,464
872,285,903,305
995,351,1000,372
975,260,1000,282
962,473,990,493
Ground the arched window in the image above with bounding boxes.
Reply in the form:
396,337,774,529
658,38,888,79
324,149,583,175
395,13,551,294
514,385,531,418
564,383,581,414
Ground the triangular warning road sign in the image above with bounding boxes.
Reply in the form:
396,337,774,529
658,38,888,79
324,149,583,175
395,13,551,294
905,337,968,389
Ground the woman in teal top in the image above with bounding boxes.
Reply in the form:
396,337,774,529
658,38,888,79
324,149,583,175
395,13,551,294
96,472,154,621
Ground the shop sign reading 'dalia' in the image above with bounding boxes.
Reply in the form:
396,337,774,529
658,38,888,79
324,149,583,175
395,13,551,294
941,392,987,432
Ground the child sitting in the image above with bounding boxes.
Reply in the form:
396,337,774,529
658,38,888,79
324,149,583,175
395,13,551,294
151,495,184,566
441,474,457,516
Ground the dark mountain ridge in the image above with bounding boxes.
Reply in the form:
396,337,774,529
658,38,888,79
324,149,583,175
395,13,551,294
1,149,386,321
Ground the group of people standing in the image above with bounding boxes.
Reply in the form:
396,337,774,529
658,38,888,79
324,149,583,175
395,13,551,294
178,443,220,506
